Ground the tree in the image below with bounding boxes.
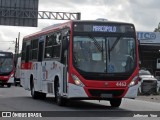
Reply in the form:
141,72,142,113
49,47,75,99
154,22,160,32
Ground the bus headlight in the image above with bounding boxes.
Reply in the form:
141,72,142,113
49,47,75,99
10,74,14,78
72,74,84,87
129,76,139,87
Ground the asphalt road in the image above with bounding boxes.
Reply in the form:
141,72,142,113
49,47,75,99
0,86,160,120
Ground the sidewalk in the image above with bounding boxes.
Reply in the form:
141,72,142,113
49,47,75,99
136,95,160,103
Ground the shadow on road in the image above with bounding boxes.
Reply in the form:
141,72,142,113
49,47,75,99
31,96,128,111
0,95,136,117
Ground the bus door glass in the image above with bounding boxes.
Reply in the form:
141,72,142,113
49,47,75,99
25,45,30,63
37,36,45,90
62,29,70,94
38,36,45,62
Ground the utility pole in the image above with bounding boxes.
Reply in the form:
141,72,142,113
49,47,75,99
17,32,20,55
15,38,17,55
14,32,20,67
14,38,18,66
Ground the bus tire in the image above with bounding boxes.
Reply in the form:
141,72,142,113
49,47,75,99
30,81,39,99
55,82,66,106
7,84,11,88
39,92,46,100
14,82,17,86
110,98,122,107
14,78,17,86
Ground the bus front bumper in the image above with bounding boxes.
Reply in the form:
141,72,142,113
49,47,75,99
124,84,139,98
67,83,138,99
0,77,14,84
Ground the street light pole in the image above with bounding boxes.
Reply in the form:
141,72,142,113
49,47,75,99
14,32,20,67
17,32,20,55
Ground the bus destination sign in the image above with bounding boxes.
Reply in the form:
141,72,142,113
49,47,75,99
74,23,134,33
93,25,117,32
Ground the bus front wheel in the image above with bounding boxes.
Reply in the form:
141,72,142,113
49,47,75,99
110,98,122,107
55,82,66,106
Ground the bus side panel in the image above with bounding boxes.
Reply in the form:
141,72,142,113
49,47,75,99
68,83,88,98
32,62,43,92
124,84,139,98
7,75,14,83
15,58,21,80
41,61,65,96
41,61,54,94
21,69,31,90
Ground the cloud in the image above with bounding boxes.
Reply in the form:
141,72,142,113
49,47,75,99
0,0,159,52
126,0,160,31
38,0,160,31
0,30,14,50
129,0,160,9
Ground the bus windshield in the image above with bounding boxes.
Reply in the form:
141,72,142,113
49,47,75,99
73,35,136,73
0,58,13,74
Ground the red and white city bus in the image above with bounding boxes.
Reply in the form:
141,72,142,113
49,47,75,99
21,20,139,107
0,51,14,87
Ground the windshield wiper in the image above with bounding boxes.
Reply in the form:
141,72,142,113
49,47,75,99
88,35,102,52
109,36,121,52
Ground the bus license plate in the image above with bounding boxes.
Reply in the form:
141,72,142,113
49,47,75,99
101,94,112,98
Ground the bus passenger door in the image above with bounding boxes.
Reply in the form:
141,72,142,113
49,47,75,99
38,41,44,62
37,40,44,91
61,30,70,95
62,50,68,94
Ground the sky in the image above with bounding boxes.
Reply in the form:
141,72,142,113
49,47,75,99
0,0,160,53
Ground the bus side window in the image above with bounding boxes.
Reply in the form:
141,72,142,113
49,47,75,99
25,45,30,62
45,35,53,58
31,39,38,60
21,42,26,61
52,32,61,59
56,33,62,45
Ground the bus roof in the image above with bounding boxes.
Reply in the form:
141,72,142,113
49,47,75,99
73,20,133,25
23,21,72,40
23,20,134,41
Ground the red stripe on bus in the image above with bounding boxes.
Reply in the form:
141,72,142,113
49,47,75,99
21,62,32,70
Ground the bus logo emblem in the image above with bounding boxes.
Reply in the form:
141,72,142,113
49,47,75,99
104,82,109,86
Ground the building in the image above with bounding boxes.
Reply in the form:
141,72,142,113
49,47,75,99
137,31,160,78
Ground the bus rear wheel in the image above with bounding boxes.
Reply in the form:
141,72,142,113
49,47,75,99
110,98,122,107
39,92,46,100
30,81,46,99
31,81,39,99
7,84,11,88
